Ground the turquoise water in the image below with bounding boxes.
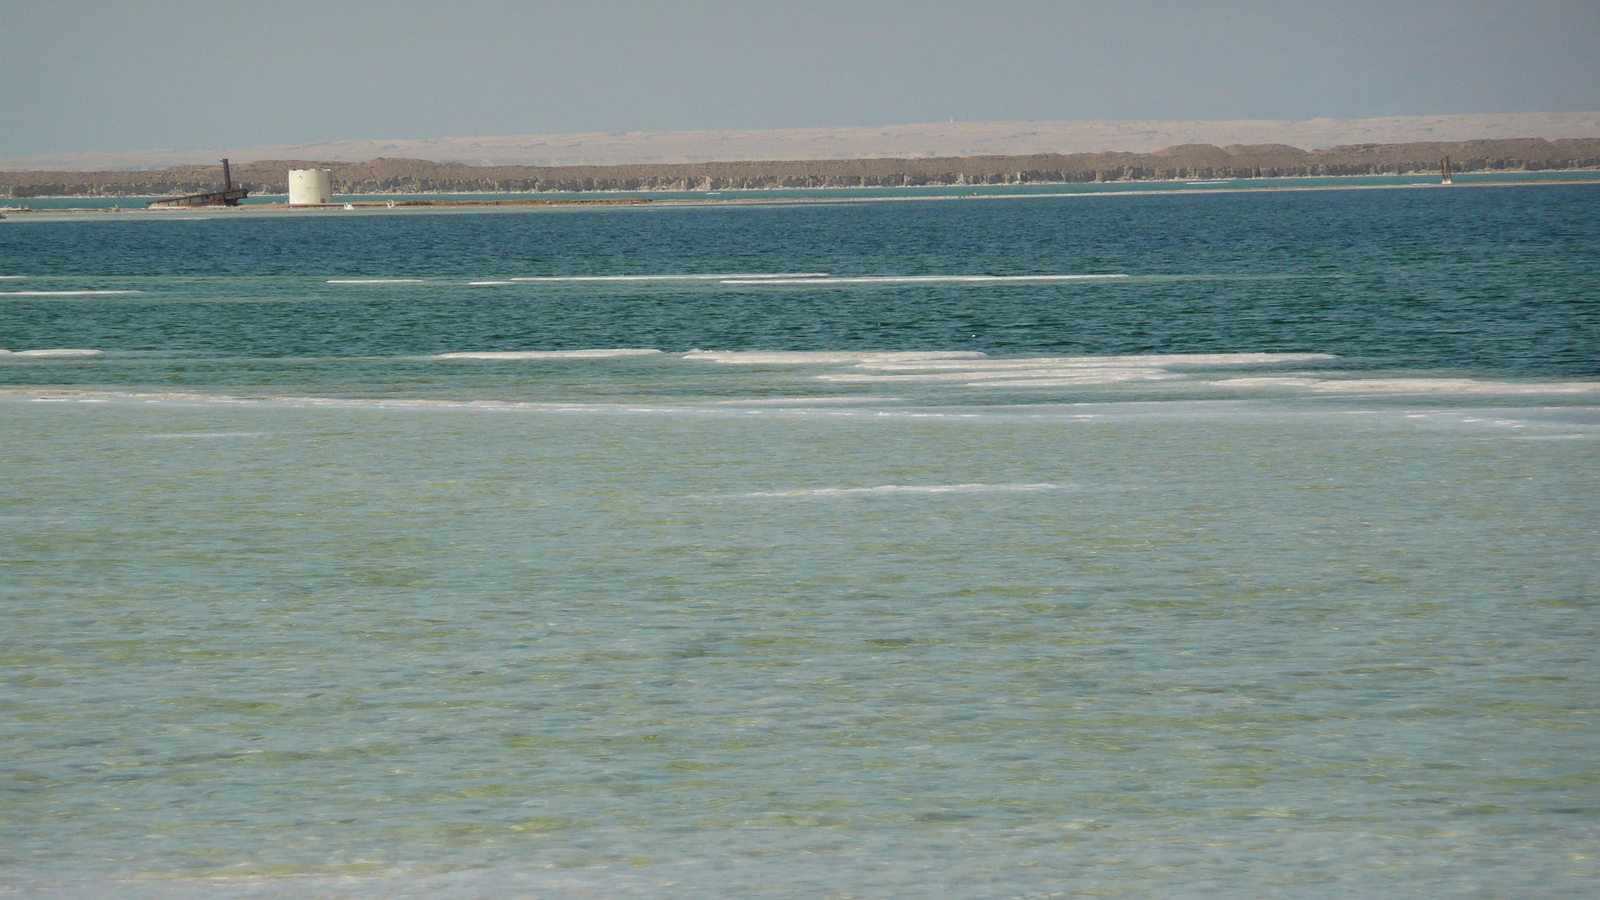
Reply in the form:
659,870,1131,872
1,185,1597,898
6,168,1598,209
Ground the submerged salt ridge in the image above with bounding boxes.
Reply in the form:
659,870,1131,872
682,349,990,364
746,482,1064,497
5,348,1598,401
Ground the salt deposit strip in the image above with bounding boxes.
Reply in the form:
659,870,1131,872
746,483,1063,498
684,350,987,364
850,353,1336,370
719,274,1130,285
0,290,141,297
810,353,1338,384
509,273,828,283
0,349,104,357
1213,376,1600,394
433,349,663,360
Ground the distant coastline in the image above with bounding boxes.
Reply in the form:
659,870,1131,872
12,169,1600,203
5,173,1597,218
3,138,1597,200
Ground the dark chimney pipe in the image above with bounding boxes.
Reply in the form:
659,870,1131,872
222,158,233,192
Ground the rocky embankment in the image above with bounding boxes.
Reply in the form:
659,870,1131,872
4,139,1598,198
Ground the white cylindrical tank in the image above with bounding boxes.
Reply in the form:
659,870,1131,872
287,169,333,205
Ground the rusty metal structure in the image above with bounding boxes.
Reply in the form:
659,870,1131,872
147,159,251,208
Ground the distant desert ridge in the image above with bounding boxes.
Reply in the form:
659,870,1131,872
5,112,1599,172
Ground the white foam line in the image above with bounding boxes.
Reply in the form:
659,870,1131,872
508,273,829,282
2,348,104,358
0,290,141,296
433,349,663,360
720,274,1130,285
685,350,987,365
747,483,1063,498
468,281,515,286
0,275,25,280
327,278,426,284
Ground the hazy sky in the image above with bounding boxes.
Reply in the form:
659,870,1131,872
2,0,1597,156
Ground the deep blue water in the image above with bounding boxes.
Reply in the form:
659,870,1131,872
2,184,1597,378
